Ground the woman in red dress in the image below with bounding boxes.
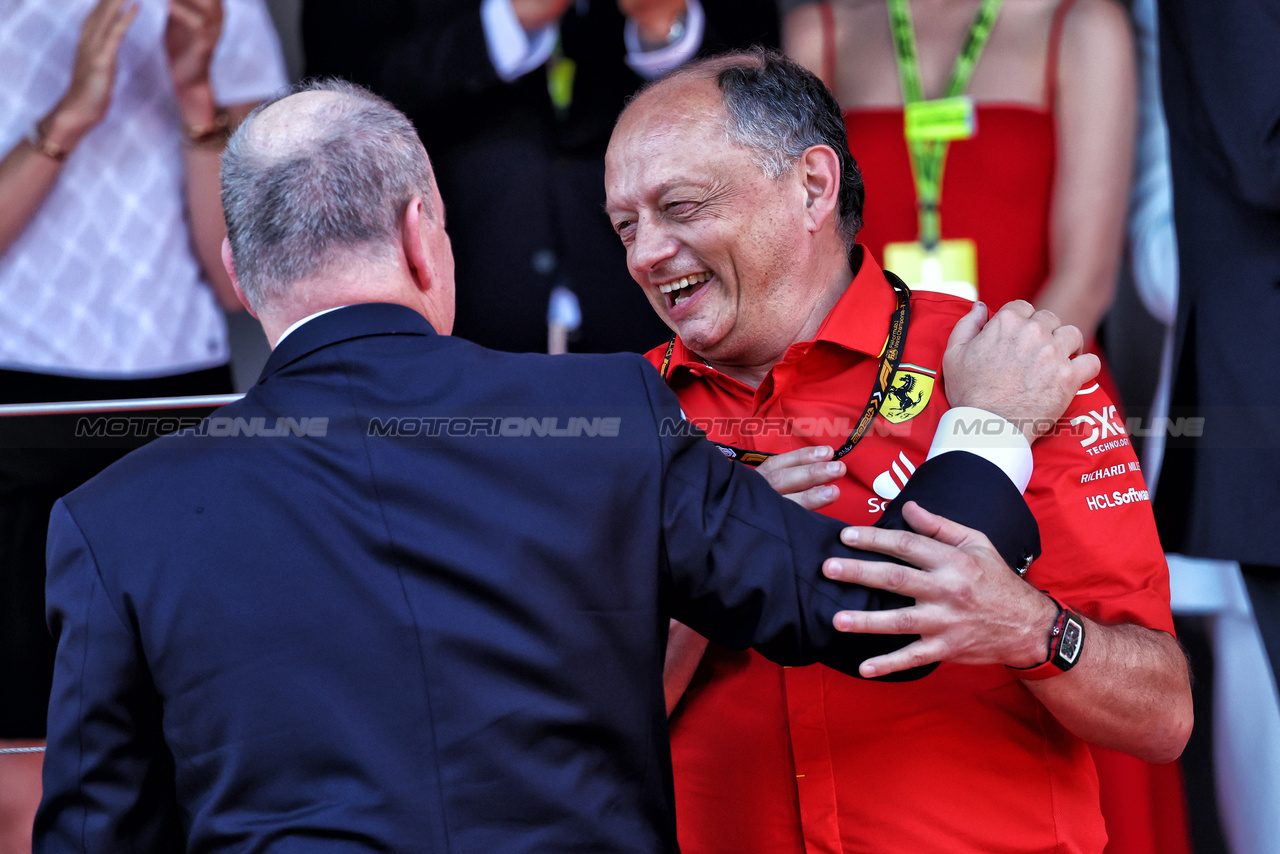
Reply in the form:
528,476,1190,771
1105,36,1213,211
786,0,1129,385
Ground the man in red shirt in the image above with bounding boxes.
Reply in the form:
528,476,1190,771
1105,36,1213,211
604,49,1192,853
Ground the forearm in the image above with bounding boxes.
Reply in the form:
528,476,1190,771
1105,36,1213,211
664,619,709,715
0,109,95,257
184,144,238,310
1023,618,1191,763
1033,267,1117,343
1043,0,1135,343
180,95,253,312
0,141,64,257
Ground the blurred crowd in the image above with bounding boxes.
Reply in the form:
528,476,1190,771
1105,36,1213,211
1,1,1276,853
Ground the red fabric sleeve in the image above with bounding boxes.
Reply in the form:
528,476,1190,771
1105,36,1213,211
1023,383,1174,634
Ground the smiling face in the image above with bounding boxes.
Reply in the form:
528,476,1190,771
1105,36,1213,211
605,76,815,370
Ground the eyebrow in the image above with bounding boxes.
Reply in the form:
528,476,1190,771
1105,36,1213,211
604,180,695,216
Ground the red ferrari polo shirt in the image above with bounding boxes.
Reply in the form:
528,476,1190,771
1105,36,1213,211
646,248,1173,854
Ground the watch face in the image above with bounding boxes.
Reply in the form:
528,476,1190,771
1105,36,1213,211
1059,618,1084,665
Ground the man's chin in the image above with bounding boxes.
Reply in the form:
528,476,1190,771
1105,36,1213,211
670,319,726,356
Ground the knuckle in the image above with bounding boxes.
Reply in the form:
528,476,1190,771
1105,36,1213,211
800,491,828,511
891,609,915,633
1003,300,1033,319
888,529,914,554
885,563,909,591
951,579,977,608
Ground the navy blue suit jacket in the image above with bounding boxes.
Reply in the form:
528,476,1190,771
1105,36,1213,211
37,303,1038,852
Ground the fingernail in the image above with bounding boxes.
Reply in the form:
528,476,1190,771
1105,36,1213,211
813,446,832,459
826,462,842,476
842,528,858,545
818,485,836,500
824,560,840,578
834,613,851,630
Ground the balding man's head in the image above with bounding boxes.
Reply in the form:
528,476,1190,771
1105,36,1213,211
620,49,864,249
220,80,436,311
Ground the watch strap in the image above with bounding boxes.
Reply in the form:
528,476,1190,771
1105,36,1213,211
1008,593,1086,680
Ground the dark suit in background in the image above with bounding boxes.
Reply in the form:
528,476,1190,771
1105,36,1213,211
36,302,1037,853
301,0,780,354
1157,0,1280,667
1157,6,1280,851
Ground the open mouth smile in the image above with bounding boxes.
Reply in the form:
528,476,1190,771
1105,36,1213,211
659,272,712,308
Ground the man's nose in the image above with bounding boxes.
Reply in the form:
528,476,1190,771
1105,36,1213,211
628,221,679,274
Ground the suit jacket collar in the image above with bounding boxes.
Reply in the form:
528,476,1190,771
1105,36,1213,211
256,302,438,385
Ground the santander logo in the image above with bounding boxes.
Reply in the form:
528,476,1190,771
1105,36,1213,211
872,452,918,500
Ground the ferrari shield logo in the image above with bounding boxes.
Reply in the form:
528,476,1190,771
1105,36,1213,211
879,367,935,424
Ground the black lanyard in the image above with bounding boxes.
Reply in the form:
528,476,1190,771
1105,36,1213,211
660,272,912,467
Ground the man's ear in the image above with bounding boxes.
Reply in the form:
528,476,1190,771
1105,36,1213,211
798,144,842,234
402,196,433,294
222,238,258,319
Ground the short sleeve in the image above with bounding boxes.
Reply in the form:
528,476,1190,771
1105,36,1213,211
212,0,290,106
1023,384,1175,634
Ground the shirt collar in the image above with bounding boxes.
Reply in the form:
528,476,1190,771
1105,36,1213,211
664,245,896,376
275,305,350,347
810,245,897,358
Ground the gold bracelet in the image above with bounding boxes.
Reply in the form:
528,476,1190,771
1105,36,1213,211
183,109,230,148
27,126,71,163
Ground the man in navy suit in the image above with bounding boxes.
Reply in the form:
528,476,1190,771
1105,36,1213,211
36,80,1083,852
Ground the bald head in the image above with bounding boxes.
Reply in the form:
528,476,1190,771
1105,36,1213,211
238,88,351,160
220,80,436,312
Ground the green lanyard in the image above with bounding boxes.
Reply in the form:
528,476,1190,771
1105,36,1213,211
886,0,1004,249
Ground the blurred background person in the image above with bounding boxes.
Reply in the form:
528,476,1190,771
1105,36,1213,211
0,0,285,850
1153,0,1280,852
781,2,1191,852
301,0,780,355
784,0,1129,402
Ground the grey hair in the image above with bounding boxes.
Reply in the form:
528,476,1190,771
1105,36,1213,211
220,78,435,309
639,48,864,249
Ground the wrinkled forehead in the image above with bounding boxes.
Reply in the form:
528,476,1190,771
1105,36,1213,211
606,78,739,190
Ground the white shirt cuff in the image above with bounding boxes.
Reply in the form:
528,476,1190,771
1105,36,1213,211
624,0,706,79
927,407,1034,494
481,0,559,82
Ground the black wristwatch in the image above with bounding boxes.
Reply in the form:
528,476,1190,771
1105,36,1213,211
1008,593,1086,680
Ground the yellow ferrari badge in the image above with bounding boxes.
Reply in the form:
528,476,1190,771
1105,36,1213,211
879,366,936,424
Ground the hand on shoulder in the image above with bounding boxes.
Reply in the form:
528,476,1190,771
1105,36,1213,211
941,300,1100,443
